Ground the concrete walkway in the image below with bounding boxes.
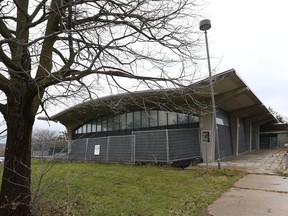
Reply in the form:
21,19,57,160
205,149,288,216
201,149,287,175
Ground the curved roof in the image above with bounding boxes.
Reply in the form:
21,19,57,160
39,69,277,129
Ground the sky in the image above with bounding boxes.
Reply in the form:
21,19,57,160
34,0,288,132
201,0,288,117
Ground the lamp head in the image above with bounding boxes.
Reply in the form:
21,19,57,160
199,19,211,31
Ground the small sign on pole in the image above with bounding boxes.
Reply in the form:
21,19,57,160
94,145,100,155
201,130,211,172
201,130,211,143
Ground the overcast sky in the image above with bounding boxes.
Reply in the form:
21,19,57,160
35,0,288,131
202,0,288,117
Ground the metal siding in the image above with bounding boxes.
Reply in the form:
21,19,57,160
168,128,200,161
86,137,108,161
133,130,167,162
251,124,257,150
107,135,135,163
69,128,200,163
238,128,247,153
69,139,87,161
217,125,233,158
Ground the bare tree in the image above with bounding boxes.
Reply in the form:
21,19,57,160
0,0,202,215
268,107,287,123
32,129,59,143
31,128,67,158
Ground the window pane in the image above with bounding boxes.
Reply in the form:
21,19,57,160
216,117,224,125
91,120,97,132
141,110,149,128
87,122,92,133
178,113,188,124
82,124,87,133
102,117,107,131
239,118,245,129
107,116,113,131
216,109,230,126
168,112,177,125
189,115,199,123
96,120,102,132
158,111,167,126
149,110,158,127
114,115,120,130
127,112,133,129
133,111,141,128
120,114,126,130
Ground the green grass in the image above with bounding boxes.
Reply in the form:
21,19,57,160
3,160,244,215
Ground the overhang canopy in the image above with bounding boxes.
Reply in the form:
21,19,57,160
39,69,277,129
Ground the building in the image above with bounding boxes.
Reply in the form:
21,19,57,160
41,69,284,163
260,124,288,149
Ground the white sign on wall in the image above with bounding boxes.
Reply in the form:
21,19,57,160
94,145,100,155
201,130,211,143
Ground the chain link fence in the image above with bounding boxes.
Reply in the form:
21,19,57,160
31,140,69,160
32,128,200,164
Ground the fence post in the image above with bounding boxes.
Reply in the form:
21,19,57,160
106,136,110,162
67,140,70,161
52,141,56,159
131,135,136,164
166,129,170,163
84,138,89,161
41,141,45,159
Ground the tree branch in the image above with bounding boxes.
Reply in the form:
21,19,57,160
0,103,7,117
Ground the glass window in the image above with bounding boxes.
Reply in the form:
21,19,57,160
120,114,126,130
114,115,120,130
141,110,149,128
216,117,224,125
96,120,102,132
168,112,177,125
82,124,87,133
107,116,113,131
149,110,158,127
158,111,167,126
91,120,97,132
73,110,202,136
127,112,133,129
133,111,141,128
239,118,245,129
216,109,230,126
178,113,188,124
189,115,199,123
87,122,92,133
102,117,107,132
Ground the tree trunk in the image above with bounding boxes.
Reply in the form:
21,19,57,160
0,92,35,216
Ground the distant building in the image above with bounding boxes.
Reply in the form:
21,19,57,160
41,69,286,163
260,124,288,148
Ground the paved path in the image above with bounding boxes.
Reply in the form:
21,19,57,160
201,149,287,175
205,149,288,216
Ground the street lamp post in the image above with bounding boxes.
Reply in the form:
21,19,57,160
199,19,221,169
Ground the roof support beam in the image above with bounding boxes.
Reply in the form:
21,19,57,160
245,113,274,125
229,104,263,118
215,87,248,107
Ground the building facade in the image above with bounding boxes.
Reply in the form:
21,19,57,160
41,69,279,163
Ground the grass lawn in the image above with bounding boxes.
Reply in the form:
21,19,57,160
2,160,244,215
